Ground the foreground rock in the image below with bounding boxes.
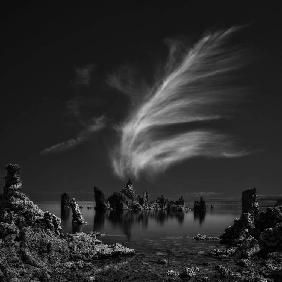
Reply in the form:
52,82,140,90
213,187,282,281
0,164,134,281
220,187,282,254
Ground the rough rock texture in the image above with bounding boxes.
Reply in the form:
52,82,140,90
69,198,85,225
0,164,134,281
3,163,22,194
242,188,259,217
215,188,282,281
220,212,255,245
221,188,282,254
120,178,136,201
260,222,282,252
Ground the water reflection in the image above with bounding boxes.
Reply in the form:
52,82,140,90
193,209,206,225
61,206,70,221
93,210,187,240
93,210,106,231
51,200,241,241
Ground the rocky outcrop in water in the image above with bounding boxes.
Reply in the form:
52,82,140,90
69,198,85,225
220,187,282,254
216,188,282,280
193,197,206,213
242,187,259,217
94,186,108,211
0,164,134,281
120,178,136,201
61,192,70,209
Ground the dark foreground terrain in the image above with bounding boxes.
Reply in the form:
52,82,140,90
0,164,282,281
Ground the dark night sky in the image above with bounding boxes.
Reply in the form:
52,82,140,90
0,2,282,200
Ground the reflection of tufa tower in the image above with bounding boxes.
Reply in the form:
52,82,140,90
4,163,22,194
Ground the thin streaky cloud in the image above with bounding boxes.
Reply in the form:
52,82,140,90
41,116,105,155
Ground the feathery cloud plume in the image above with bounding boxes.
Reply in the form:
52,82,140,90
111,27,249,178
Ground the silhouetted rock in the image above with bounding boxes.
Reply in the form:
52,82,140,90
156,195,167,210
94,186,108,211
108,192,126,211
194,197,206,213
61,193,70,209
3,163,22,194
259,215,282,252
255,206,282,233
242,188,259,217
61,193,70,220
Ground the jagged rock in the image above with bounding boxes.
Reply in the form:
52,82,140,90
242,188,259,218
0,163,134,281
255,206,282,233
260,222,282,252
3,163,22,195
220,212,255,245
69,198,85,225
235,235,261,257
179,266,199,279
120,178,136,201
94,186,108,211
166,269,179,278
220,188,259,245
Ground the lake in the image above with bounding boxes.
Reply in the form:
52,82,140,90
37,200,242,250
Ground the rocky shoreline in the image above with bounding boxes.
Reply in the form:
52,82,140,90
0,164,281,281
0,164,134,281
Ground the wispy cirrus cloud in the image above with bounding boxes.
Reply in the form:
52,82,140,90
41,63,107,156
40,116,105,155
110,27,250,179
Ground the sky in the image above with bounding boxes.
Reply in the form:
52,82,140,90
0,2,282,200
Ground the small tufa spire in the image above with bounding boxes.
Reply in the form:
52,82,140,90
4,163,22,194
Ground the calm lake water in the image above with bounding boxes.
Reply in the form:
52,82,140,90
37,200,241,244
36,199,275,267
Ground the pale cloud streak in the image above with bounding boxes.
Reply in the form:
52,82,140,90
111,27,249,178
40,116,105,155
